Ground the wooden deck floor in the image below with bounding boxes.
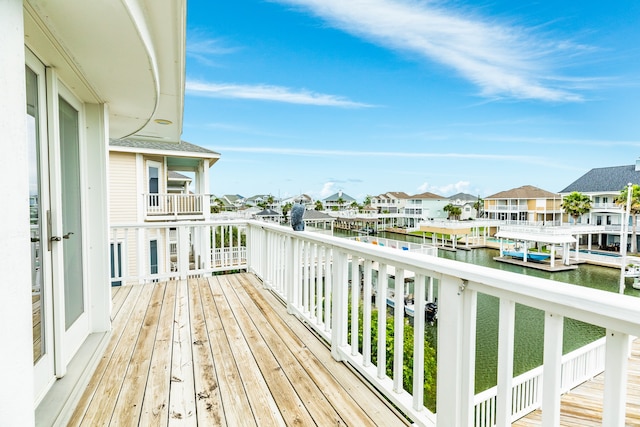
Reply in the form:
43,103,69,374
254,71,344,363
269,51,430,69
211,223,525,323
514,339,640,426
68,273,408,426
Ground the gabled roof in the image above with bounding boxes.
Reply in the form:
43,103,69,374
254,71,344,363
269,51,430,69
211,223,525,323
301,210,335,221
448,192,479,202
323,192,356,202
168,171,191,181
560,164,640,193
487,185,558,199
255,208,282,217
410,192,446,199
375,191,411,200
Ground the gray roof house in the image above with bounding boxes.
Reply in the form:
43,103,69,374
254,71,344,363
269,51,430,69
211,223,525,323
560,160,640,230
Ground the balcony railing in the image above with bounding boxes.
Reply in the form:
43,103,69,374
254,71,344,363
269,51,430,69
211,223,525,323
143,193,208,220
109,219,640,426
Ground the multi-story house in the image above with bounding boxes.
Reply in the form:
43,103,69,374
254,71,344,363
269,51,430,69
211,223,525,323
2,1,189,423
404,192,449,225
484,185,562,224
323,190,356,211
370,191,410,214
108,138,220,283
560,160,640,248
245,194,281,210
448,192,482,220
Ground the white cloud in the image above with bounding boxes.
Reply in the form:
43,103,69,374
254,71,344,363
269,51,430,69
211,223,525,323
186,81,373,108
417,180,470,196
272,0,590,101
319,182,336,198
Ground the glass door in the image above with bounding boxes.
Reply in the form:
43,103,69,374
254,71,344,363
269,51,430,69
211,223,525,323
55,89,88,365
26,56,55,400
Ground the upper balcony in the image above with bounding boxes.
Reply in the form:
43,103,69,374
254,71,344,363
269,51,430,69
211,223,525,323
143,193,209,221
94,219,640,426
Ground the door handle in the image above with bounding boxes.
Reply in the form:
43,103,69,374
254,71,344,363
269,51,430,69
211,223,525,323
50,236,61,242
63,232,74,239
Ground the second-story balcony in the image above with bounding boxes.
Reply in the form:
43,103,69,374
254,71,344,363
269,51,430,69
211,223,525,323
66,219,640,426
143,193,209,221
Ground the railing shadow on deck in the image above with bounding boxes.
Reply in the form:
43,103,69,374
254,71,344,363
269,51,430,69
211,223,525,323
110,219,640,427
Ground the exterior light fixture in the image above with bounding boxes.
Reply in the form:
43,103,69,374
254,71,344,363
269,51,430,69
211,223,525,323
154,118,172,125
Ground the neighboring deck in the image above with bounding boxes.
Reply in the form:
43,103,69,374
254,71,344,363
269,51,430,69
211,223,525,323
68,273,408,426
514,339,640,426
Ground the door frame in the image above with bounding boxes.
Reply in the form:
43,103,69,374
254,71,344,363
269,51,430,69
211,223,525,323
26,50,56,402
42,67,90,381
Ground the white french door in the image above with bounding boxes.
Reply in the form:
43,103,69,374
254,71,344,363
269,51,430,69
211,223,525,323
27,51,89,402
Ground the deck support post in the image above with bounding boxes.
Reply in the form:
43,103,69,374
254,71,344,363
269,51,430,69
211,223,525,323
602,330,629,427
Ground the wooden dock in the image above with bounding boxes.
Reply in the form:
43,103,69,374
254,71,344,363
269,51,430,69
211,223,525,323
514,338,640,426
68,273,409,426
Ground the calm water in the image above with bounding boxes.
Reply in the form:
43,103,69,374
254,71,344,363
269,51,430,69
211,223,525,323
336,229,640,392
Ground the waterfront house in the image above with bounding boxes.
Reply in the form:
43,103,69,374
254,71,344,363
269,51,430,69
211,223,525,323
560,160,640,249
448,192,482,220
371,191,411,214
323,190,357,211
404,192,449,226
2,0,188,424
485,185,563,224
281,193,315,209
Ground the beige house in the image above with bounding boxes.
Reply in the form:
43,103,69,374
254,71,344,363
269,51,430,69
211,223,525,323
371,191,411,214
108,138,219,285
485,185,562,224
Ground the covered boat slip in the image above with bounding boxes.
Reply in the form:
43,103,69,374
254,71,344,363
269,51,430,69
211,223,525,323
66,273,408,426
495,228,579,271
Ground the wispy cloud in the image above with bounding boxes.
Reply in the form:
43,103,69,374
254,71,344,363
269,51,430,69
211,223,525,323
272,0,593,101
186,81,373,107
186,34,239,67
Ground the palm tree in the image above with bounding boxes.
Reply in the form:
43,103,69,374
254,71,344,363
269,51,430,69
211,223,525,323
363,195,372,206
282,202,293,222
443,203,455,220
336,196,345,211
473,197,484,218
561,192,592,225
210,197,224,214
315,200,324,211
615,184,640,253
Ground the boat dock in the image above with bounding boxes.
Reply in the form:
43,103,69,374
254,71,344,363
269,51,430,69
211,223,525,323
494,256,580,272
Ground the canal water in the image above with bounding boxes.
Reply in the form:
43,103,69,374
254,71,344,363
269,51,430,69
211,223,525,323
335,229,640,392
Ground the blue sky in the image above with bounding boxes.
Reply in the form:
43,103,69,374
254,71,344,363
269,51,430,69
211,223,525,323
183,0,640,202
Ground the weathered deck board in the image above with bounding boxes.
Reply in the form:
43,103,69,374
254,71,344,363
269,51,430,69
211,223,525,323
70,273,407,426
514,338,640,426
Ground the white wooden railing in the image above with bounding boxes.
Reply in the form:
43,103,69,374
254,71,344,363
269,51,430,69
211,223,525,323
143,193,207,218
109,219,640,427
473,337,606,426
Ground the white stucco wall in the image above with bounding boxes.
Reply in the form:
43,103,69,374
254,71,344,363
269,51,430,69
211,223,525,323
0,1,36,425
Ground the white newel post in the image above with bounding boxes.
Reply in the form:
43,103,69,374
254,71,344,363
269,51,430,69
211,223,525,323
602,330,629,426
331,249,348,362
497,299,516,427
177,225,189,279
542,312,563,427
436,275,477,426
